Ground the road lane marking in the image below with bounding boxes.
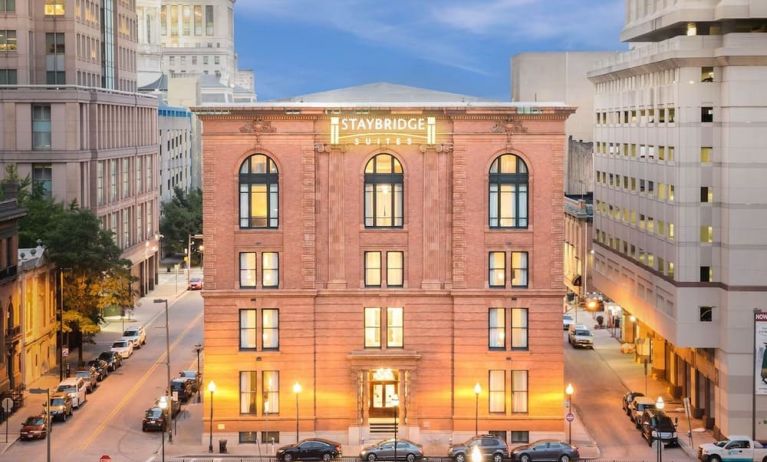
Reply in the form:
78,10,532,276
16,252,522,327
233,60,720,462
78,311,204,450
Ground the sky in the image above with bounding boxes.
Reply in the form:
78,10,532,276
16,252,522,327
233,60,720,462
234,0,627,101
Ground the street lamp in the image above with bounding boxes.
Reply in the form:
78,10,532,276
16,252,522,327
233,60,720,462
473,383,481,436
655,396,665,462
565,384,574,445
293,382,302,443
158,395,168,462
29,388,51,462
57,268,72,381
391,394,400,462
208,381,216,453
154,298,172,442
194,344,203,403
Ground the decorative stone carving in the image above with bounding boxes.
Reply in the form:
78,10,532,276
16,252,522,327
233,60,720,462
315,143,348,153
492,118,528,144
419,143,454,154
239,118,276,143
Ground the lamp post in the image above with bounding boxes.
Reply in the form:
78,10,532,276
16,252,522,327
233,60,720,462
208,381,216,453
29,388,51,462
391,394,400,462
154,298,172,442
57,268,72,381
293,382,302,443
473,383,481,436
655,397,665,462
194,343,203,403
158,395,168,462
565,384,574,445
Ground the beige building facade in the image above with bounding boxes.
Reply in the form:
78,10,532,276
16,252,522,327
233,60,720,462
590,0,767,439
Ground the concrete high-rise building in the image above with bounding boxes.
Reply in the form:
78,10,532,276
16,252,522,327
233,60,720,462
158,104,193,202
589,0,767,439
0,0,161,296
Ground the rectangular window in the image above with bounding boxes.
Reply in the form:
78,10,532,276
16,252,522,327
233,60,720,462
511,308,528,349
701,67,714,82
489,370,505,413
488,251,506,288
511,251,528,288
109,160,117,201
240,432,258,444
262,431,279,444
0,1,15,13
488,308,505,349
32,163,52,198
170,5,178,36
121,158,129,198
699,306,713,322
386,251,403,287
97,161,104,205
511,431,529,444
701,107,713,123
364,307,381,348
32,105,52,150
668,108,676,123
0,30,16,51
182,6,191,35
262,371,279,414
700,147,712,163
239,309,257,349
239,252,256,288
239,371,257,414
700,226,713,243
262,309,279,350
700,266,712,283
364,251,381,287
387,307,403,348
160,5,167,35
489,431,507,444
214,55,220,65
701,187,712,203
0,69,16,84
194,5,203,35
262,252,279,288
44,0,64,15
205,5,214,35
511,370,528,413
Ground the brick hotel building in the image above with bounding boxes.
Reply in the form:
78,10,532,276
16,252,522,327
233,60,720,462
195,83,574,451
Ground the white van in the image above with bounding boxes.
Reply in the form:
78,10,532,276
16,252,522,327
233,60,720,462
57,377,87,408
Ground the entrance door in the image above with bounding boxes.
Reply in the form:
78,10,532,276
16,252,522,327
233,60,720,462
370,381,398,418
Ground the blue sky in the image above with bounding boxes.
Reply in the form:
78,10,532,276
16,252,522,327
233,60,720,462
234,0,626,101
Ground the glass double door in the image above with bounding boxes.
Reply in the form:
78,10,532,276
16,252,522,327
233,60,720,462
370,381,398,419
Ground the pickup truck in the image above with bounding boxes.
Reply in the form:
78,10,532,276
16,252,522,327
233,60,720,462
697,435,767,462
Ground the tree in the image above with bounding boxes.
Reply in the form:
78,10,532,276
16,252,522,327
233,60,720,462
160,187,202,256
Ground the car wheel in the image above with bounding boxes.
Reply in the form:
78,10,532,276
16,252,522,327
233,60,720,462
455,453,466,462
559,455,570,462
323,453,332,462
62,413,67,422
367,454,376,462
647,436,653,447
407,454,416,462
710,456,721,462
520,454,530,462
283,454,293,462
493,453,502,462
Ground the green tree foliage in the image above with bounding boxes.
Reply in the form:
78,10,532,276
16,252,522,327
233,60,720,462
160,187,202,256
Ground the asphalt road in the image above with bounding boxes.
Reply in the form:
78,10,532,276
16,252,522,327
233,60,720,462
563,329,690,461
2,291,203,462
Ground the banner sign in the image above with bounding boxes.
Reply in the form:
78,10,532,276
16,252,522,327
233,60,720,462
756,311,767,395
330,115,436,145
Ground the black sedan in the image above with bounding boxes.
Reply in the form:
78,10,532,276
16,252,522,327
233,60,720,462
142,407,168,432
87,359,109,381
511,440,579,462
360,439,424,462
277,438,343,462
98,351,122,371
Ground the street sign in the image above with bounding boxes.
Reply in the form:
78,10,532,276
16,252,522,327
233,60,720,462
566,412,575,422
100,455,112,462
62,347,69,357
1,397,13,413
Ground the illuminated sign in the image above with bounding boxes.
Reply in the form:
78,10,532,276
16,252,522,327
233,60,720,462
330,116,436,145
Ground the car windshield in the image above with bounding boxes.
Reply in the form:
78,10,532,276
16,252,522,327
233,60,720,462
76,371,90,377
146,408,163,418
56,385,75,393
171,382,185,390
655,417,675,430
575,330,591,336
564,315,573,320
50,398,65,406
113,341,127,348
99,352,112,359
123,330,137,336
24,417,45,425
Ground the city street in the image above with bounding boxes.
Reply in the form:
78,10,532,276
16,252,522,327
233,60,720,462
0,288,203,462
564,309,692,461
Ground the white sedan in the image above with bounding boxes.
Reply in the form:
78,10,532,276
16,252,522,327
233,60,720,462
111,340,134,359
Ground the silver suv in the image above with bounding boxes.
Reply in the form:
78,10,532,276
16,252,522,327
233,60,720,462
568,324,594,349
448,435,509,462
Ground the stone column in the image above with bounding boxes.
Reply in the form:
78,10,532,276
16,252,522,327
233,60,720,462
325,145,346,288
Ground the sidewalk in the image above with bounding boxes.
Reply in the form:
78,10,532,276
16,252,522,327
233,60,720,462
572,307,718,459
0,267,201,455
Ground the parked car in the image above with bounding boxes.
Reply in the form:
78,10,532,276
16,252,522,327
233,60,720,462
111,339,134,359
277,438,343,462
142,406,168,432
75,367,99,392
87,359,109,381
56,377,87,408
629,396,657,428
621,391,645,416
179,370,201,393
188,277,203,290
98,351,122,371
567,324,594,349
510,440,580,462
698,436,767,462
640,409,678,447
44,393,73,422
122,326,147,349
170,378,193,403
448,434,509,462
563,314,575,330
20,415,48,440
360,438,424,462
154,397,180,418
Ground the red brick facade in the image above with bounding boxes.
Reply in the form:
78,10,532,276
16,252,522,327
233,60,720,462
195,101,573,452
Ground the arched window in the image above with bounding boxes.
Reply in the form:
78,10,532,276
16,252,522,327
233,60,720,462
364,154,404,227
239,154,278,228
489,154,528,228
